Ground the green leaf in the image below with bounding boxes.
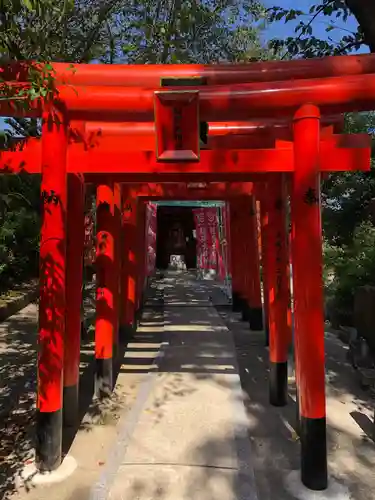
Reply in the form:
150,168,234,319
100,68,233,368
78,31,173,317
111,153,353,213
22,0,34,11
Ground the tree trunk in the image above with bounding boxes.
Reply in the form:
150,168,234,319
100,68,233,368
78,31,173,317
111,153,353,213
346,0,375,52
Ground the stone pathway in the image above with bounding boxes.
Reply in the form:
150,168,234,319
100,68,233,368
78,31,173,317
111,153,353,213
0,272,374,500
96,272,258,500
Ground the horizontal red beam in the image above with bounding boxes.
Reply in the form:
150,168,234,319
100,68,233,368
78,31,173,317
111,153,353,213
74,129,366,151
2,54,375,86
82,120,289,136
2,73,375,121
73,147,292,174
127,182,253,199
0,134,370,174
73,116,343,149
79,133,278,150
55,74,375,120
72,123,279,150
74,131,372,156
81,116,343,137
2,145,291,174
274,133,370,150
85,173,262,184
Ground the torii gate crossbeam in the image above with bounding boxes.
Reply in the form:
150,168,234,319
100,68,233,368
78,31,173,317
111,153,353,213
3,52,375,86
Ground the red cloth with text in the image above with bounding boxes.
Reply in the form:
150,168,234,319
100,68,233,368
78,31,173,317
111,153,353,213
205,207,219,270
146,203,157,275
193,208,209,270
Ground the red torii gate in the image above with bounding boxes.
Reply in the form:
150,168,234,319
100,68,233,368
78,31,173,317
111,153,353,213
126,182,262,324
115,181,272,357
1,53,375,492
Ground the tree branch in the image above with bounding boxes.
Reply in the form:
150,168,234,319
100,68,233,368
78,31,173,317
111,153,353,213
335,39,365,55
345,0,375,52
281,0,336,59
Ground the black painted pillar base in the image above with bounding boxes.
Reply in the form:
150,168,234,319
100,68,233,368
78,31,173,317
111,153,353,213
113,328,121,361
135,306,143,326
119,323,135,341
269,361,288,406
295,387,300,436
36,409,62,472
241,301,251,322
112,345,119,372
249,307,264,331
265,322,270,347
300,416,328,490
232,292,243,312
95,358,113,399
80,320,88,339
63,384,79,427
239,297,248,315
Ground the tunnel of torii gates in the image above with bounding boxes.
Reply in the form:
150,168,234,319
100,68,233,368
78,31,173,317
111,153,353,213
2,53,375,491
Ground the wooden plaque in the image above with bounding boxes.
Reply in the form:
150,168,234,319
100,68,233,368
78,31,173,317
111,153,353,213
154,90,200,162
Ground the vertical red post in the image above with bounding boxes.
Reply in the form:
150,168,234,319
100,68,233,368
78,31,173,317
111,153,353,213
264,174,291,407
232,196,262,329
291,104,327,490
258,185,270,346
120,187,138,337
63,174,85,427
224,202,232,297
246,195,263,331
229,201,245,312
239,208,249,314
135,201,147,313
239,199,252,322
95,183,115,399
113,183,122,361
36,107,68,471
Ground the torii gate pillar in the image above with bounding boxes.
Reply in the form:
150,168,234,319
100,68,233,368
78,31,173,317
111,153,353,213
113,183,122,361
264,174,291,407
229,201,246,313
36,108,68,472
258,186,270,346
245,196,263,331
95,183,116,399
136,201,147,314
63,174,85,427
229,198,262,327
120,188,138,337
291,105,327,490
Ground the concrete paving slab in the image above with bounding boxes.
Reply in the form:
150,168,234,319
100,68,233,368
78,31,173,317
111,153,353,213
109,464,244,500
99,272,258,500
121,372,239,468
159,345,237,373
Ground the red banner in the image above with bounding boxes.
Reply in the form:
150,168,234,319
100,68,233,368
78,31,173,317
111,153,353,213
217,207,226,280
84,213,95,266
205,208,219,270
224,203,231,277
193,208,209,269
194,207,221,272
146,203,157,275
